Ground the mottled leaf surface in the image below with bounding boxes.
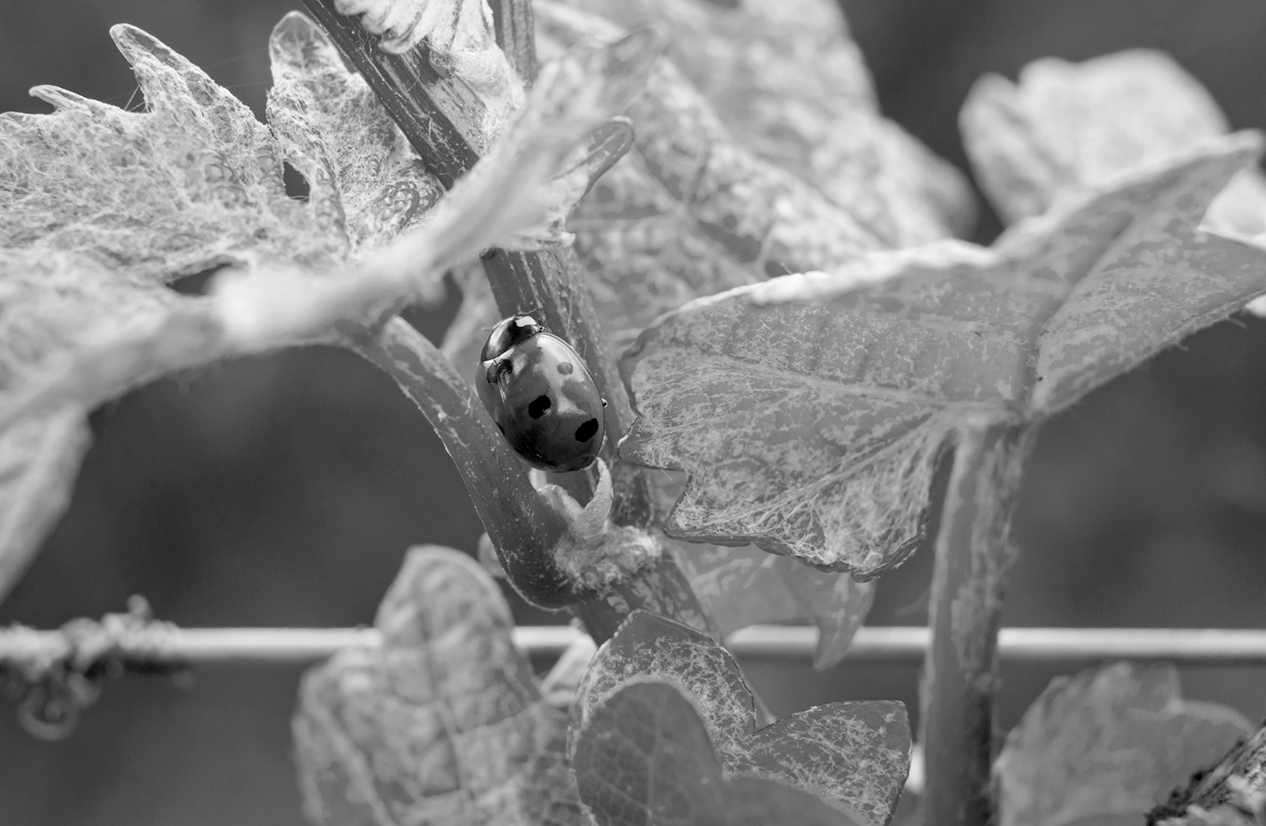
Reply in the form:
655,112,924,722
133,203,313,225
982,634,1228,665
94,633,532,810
0,13,658,598
961,50,1266,238
622,138,1266,572
997,663,1252,826
0,24,314,600
549,0,973,245
571,611,909,826
294,546,586,826
445,0,974,369
268,13,446,262
672,542,873,669
575,679,864,826
0,17,444,600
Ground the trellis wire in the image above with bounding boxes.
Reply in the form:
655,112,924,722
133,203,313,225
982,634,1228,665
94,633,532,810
6,625,1266,669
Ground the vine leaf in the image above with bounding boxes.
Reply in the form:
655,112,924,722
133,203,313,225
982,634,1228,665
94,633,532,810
960,49,1266,239
995,663,1252,826
443,0,973,370
294,546,587,826
574,679,865,826
268,12,447,262
671,541,873,669
546,0,973,245
570,611,910,826
621,137,1266,573
0,23,337,601
0,14,656,600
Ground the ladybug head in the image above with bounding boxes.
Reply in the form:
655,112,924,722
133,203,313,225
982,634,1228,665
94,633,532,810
481,313,546,361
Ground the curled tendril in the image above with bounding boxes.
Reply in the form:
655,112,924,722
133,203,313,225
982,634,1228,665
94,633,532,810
0,596,181,740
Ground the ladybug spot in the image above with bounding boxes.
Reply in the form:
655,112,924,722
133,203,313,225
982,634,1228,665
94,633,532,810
575,418,599,442
556,361,574,376
528,395,552,419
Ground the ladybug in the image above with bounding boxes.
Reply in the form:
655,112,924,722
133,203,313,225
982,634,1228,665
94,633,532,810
476,313,607,472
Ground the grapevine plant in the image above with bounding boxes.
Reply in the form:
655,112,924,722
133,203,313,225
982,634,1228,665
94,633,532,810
3,0,1266,824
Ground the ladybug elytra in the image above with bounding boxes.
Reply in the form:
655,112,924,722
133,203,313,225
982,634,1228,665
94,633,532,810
476,314,606,472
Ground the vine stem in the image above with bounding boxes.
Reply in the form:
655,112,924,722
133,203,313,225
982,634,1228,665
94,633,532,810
921,419,1032,826
297,0,708,644
350,319,581,609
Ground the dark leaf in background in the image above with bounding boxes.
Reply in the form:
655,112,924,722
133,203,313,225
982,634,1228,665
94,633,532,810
995,662,1252,826
574,679,865,826
571,611,910,826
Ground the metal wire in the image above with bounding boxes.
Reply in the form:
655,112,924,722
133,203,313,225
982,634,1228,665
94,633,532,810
6,625,1266,669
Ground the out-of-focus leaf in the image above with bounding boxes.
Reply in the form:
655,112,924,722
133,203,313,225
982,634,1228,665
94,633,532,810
621,138,1266,573
571,611,910,826
540,3,892,342
960,49,1266,318
961,50,1266,239
574,679,864,826
548,0,974,245
995,662,1252,826
672,542,873,669
0,411,89,604
294,546,587,826
445,0,975,367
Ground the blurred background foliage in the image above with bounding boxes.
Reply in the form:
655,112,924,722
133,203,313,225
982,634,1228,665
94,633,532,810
3,1,1266,824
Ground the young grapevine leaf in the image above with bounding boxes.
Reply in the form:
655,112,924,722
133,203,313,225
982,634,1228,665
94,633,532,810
622,137,1266,573
548,0,974,245
0,23,343,600
443,0,972,367
294,546,586,826
574,679,864,826
672,542,873,669
960,50,1266,239
268,13,447,260
571,611,909,826
0,13,658,600
995,663,1252,826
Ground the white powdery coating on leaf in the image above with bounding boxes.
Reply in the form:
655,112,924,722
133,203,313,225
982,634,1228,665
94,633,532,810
268,12,447,263
0,25,327,278
996,663,1252,826
294,547,587,826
